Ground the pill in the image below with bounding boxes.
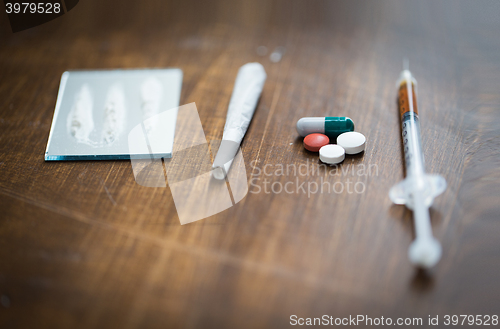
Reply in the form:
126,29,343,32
296,117,354,139
337,131,366,154
303,133,329,152
319,144,345,164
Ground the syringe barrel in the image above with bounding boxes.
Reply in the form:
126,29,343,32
397,71,418,120
398,71,425,178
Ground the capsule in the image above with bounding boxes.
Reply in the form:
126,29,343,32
296,117,354,139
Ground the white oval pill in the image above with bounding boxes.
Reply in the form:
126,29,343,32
319,144,345,164
337,132,366,154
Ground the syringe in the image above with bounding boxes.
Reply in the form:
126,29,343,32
389,61,447,268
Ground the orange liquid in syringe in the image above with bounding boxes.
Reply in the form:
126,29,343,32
398,82,418,119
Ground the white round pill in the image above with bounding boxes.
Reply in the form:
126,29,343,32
319,144,345,164
337,132,366,154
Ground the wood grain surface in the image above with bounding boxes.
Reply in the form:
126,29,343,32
1,0,499,328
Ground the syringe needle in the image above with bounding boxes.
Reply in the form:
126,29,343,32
403,57,409,71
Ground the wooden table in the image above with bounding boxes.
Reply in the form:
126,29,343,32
1,1,499,328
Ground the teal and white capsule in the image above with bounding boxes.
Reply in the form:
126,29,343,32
296,117,354,139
